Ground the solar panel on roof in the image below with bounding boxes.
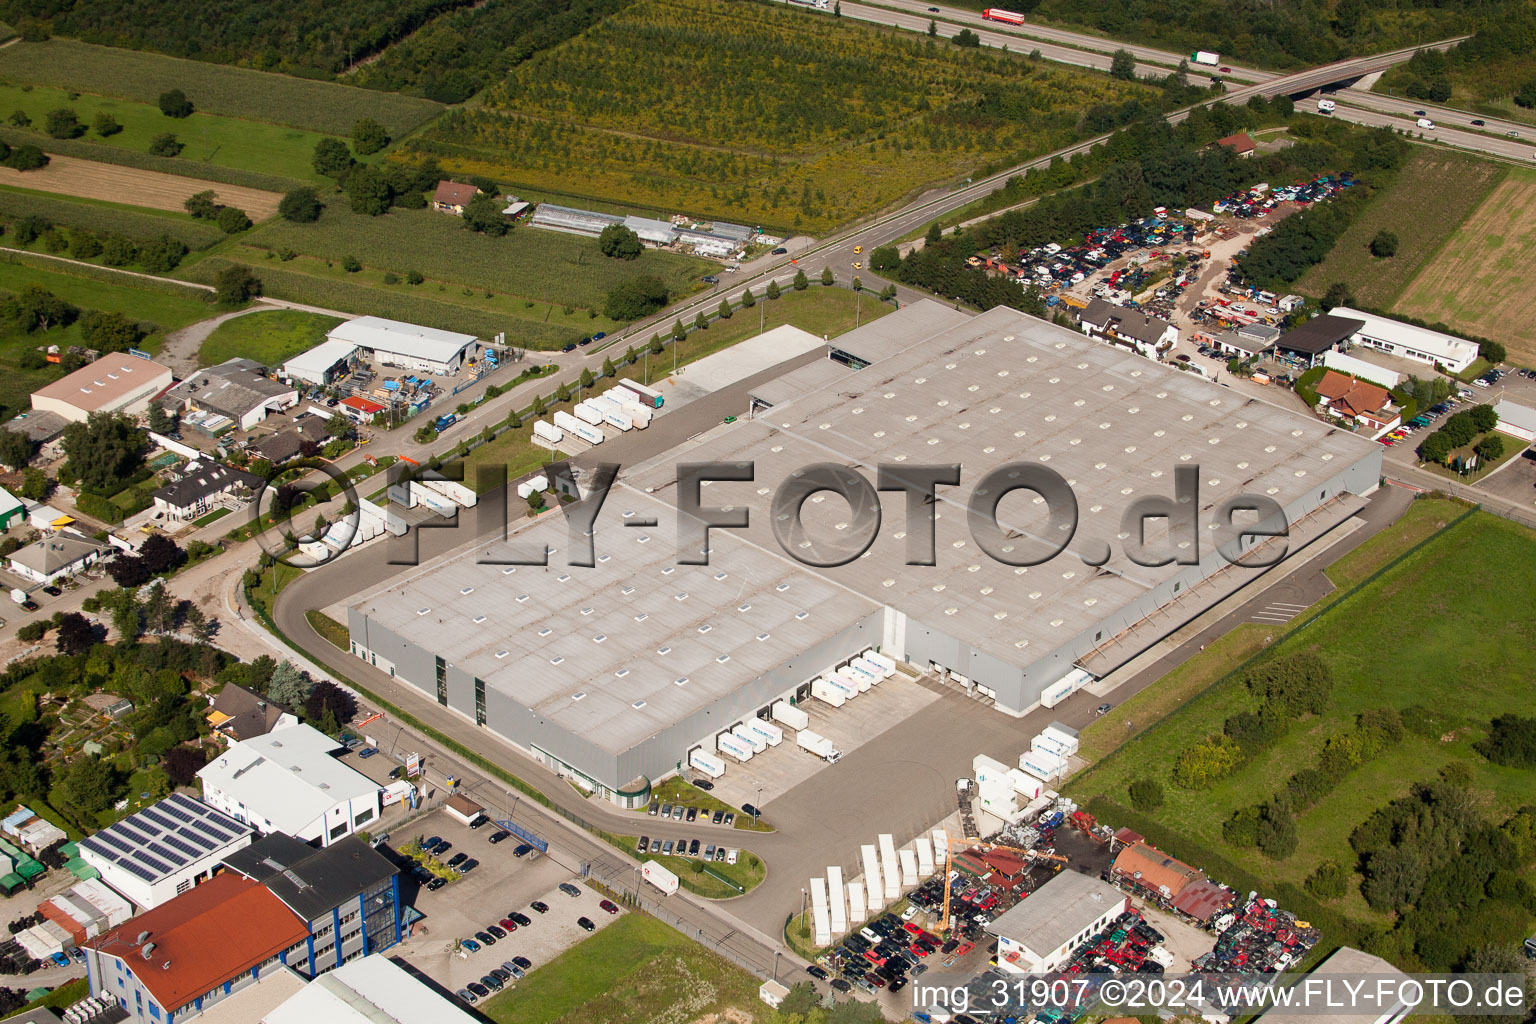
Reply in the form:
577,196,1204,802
139,809,178,832
188,818,233,843
93,832,133,856
116,824,153,846
120,861,157,883
147,843,186,868
168,833,206,857
160,799,195,823
176,826,214,852
136,853,172,875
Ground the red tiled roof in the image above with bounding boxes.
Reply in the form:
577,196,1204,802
87,873,306,1012
1216,132,1256,154
433,180,480,207
339,396,385,414
1315,370,1389,418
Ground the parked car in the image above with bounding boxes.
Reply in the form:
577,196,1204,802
685,807,697,822
457,989,477,1004
448,853,468,868
692,778,713,791
530,901,549,914
741,803,761,818
426,877,447,891
671,805,684,820
357,747,376,758
807,965,829,980
462,939,482,953
599,899,619,914
713,847,726,862
481,974,503,991
474,930,495,946
513,955,533,970
688,839,701,856
577,916,596,932
722,813,734,826
711,810,724,824
499,918,519,932
513,844,533,858
662,839,675,854
510,911,532,926
637,836,650,853
648,802,659,816
772,246,788,254
487,924,507,939
41,585,61,597
488,830,511,845
467,982,489,999
469,816,488,829
504,961,525,979
702,275,719,284
830,979,852,993
559,882,582,897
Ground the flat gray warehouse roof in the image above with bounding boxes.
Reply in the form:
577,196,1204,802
351,490,881,755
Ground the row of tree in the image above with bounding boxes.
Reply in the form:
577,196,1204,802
1415,403,1500,465
4,214,192,272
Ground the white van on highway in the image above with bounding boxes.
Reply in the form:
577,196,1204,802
1417,117,1435,129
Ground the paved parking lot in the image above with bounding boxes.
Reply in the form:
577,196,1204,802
709,673,941,811
388,808,622,996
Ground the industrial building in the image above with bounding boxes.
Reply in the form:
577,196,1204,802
346,301,1382,801
324,317,478,377
1275,313,1363,367
529,203,624,238
1330,306,1479,375
281,339,360,387
1254,947,1411,1024
163,359,298,431
1493,400,1536,443
77,792,254,909
198,724,381,847
30,353,173,423
264,955,479,1024
986,870,1128,974
624,215,679,246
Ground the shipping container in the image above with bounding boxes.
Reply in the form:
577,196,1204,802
552,409,583,433
574,402,606,426
1019,749,1066,784
746,719,783,746
570,421,605,446
1042,722,1080,756
852,656,887,683
731,724,767,753
1032,733,1071,758
772,700,810,730
825,674,860,700
619,379,664,408
602,408,634,432
532,419,564,444
861,649,897,677
609,385,640,406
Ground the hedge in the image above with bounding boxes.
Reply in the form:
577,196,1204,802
72,491,125,524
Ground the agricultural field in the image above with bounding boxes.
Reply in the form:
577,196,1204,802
0,38,444,136
199,310,344,366
1398,167,1536,366
0,82,335,184
414,0,1150,233
1067,503,1536,925
0,154,282,218
0,256,213,417
0,187,227,250
1294,151,1504,310
479,912,769,1024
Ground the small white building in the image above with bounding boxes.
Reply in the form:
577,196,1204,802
1322,349,1403,390
282,339,361,387
198,724,382,847
986,870,1128,975
1329,307,1479,375
77,792,254,909
7,529,105,584
325,317,478,377
29,354,174,424
1492,400,1536,443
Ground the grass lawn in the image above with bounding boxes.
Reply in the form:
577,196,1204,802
480,913,769,1024
669,286,893,371
605,835,766,898
0,82,334,184
1415,429,1526,482
199,310,343,366
306,609,351,651
191,507,231,527
0,39,443,137
1294,150,1504,309
1066,506,1536,924
645,777,772,832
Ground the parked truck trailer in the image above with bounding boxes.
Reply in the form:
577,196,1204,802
642,860,679,895
689,749,726,779
772,701,810,730
810,678,847,708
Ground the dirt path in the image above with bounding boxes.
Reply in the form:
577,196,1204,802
157,305,265,376
0,154,283,218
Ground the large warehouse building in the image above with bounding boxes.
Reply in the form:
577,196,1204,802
30,353,173,424
347,301,1382,802
326,316,479,376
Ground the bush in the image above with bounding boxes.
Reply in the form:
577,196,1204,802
214,206,251,234
148,133,183,157
7,144,47,171
351,118,390,156
1369,230,1398,258
1127,777,1164,811
214,264,260,304
597,223,642,260
158,88,194,118
44,107,84,139
16,622,45,643
1306,860,1349,900
604,275,669,320
1171,734,1243,789
279,186,322,223
1475,714,1536,768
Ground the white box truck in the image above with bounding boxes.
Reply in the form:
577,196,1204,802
1317,97,1335,114
552,409,583,433
643,860,679,895
689,749,726,778
810,678,847,708
731,723,767,752
1191,50,1220,66
746,719,783,746
1019,748,1066,783
717,732,754,762
772,700,810,730
797,729,842,763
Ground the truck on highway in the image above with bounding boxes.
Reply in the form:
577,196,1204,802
1317,97,1335,114
796,729,842,763
983,8,1026,24
1191,50,1220,67
434,413,457,432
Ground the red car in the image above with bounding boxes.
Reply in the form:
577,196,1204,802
598,899,619,915
903,923,922,936
863,950,885,966
910,943,931,958
498,918,518,932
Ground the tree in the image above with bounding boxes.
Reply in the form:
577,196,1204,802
137,235,187,272
718,298,732,320
345,165,393,216
184,190,218,219
740,286,755,308
106,555,151,589
146,404,174,435
598,224,643,260
61,411,146,494
8,109,28,128
0,429,34,471
1417,430,1451,464
148,133,183,157
312,137,355,180
214,264,260,304
44,107,84,139
603,275,669,320
163,745,207,787
304,680,357,725
267,661,312,708
1473,434,1504,464
928,18,937,35
351,118,390,155
1469,403,1498,432
93,111,122,137
7,144,46,171
952,28,980,46
1305,860,1349,899
279,186,322,223
462,191,509,235
80,310,144,351
2,284,78,334
765,279,781,300
578,368,595,390
924,220,942,246
1369,230,1398,258
215,206,251,233
142,582,176,633
1110,49,1138,80
19,467,51,501
671,318,687,342
821,266,834,285
1475,714,1536,767
158,88,194,118
139,534,184,574
1128,777,1164,811
793,269,809,291
54,612,94,655
694,311,708,331
61,755,119,815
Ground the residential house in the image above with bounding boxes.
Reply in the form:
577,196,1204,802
7,530,106,584
247,431,305,466
1215,132,1257,157
1076,297,1178,358
205,684,299,745
336,396,385,424
1313,370,1399,434
150,462,263,523
431,181,480,216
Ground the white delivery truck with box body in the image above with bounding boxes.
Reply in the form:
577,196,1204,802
797,729,842,763
1191,50,1220,66
772,700,810,730
643,860,679,895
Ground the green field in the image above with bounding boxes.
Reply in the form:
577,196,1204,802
199,310,343,366
416,0,1150,233
0,82,335,184
480,913,769,1024
1067,504,1536,924
0,186,227,250
1295,150,1505,309
0,39,444,136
